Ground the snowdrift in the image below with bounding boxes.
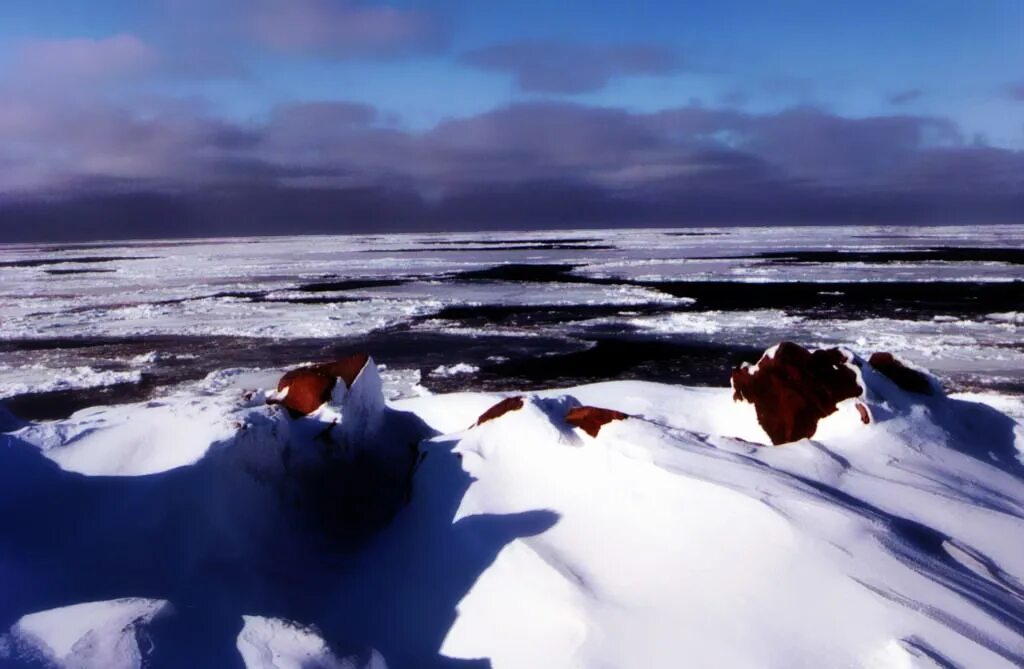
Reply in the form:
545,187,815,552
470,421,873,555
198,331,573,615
1,345,1023,668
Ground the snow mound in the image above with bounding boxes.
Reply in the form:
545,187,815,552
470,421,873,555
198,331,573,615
414,389,1024,667
237,617,387,669
11,385,245,475
0,598,168,669
1,347,1023,667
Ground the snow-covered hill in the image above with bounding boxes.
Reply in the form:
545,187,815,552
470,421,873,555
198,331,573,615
1,348,1023,668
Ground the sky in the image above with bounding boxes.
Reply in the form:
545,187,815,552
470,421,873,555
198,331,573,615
0,0,1022,240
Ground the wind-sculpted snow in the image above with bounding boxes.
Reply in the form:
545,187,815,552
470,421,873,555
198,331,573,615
2,599,170,669
2,353,1023,667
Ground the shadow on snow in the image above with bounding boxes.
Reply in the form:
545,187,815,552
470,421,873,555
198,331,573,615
0,412,558,668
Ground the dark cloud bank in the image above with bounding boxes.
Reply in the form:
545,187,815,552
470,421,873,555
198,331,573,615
1,100,1022,242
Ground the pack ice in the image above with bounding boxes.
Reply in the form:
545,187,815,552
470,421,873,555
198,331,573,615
1,344,1023,668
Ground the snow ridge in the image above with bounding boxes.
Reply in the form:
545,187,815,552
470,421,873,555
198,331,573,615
1,351,1023,668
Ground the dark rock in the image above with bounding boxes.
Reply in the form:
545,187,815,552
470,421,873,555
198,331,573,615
731,342,863,445
868,352,933,395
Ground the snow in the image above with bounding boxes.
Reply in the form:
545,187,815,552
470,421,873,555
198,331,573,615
2,352,1023,667
11,380,246,475
128,350,192,365
430,363,480,377
0,365,142,399
426,387,1023,667
1,599,169,669
377,366,430,400
986,311,1024,324
236,617,387,669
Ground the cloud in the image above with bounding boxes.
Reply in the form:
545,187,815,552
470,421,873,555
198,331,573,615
461,41,680,94
0,97,257,193
268,101,380,129
8,34,156,84
0,97,1021,240
246,0,445,58
2,31,244,91
887,89,925,105
0,100,976,193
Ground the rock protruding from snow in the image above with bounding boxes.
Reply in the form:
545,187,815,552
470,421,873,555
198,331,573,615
731,341,863,445
325,354,373,387
475,396,524,426
565,406,628,437
268,353,370,417
470,395,630,439
269,369,333,417
868,351,934,395
275,355,429,538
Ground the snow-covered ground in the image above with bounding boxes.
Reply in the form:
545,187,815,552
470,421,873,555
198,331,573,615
1,351,1023,668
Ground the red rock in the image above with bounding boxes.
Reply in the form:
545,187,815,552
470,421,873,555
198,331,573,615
271,368,335,417
269,353,370,417
565,406,628,437
320,352,370,389
731,342,863,445
868,352,932,395
476,396,524,426
856,402,871,424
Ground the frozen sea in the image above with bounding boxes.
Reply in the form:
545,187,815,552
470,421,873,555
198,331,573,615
1,224,1022,420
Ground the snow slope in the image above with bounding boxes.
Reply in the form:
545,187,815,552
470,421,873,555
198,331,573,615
1,352,1023,668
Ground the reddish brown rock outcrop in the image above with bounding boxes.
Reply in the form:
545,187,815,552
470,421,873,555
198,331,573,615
475,396,524,426
269,352,370,417
319,353,371,388
565,406,628,437
868,352,932,395
731,342,863,445
272,368,335,417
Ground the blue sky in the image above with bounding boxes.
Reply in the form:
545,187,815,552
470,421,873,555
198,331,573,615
0,1,1021,238
2,0,1020,134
